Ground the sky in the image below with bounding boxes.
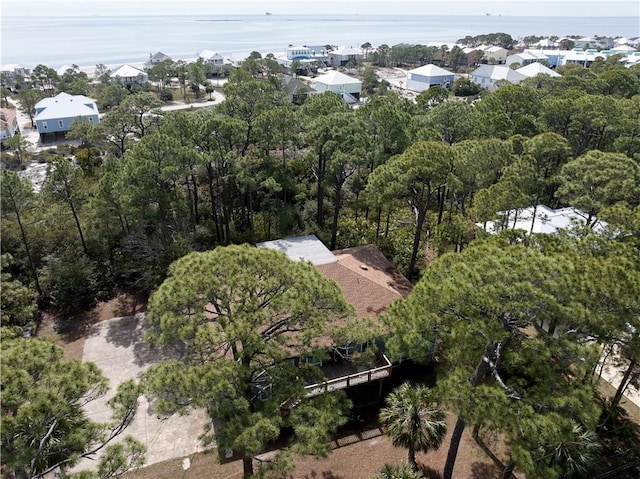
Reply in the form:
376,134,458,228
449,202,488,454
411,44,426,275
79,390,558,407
2,0,640,17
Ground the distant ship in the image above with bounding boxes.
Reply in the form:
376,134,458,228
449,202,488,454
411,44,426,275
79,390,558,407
265,12,272,16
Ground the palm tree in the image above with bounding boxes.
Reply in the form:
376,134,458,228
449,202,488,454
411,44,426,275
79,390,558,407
536,420,600,478
375,462,424,479
380,382,448,472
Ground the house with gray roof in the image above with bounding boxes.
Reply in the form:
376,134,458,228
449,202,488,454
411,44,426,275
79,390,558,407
406,64,455,92
470,64,527,91
34,92,99,139
198,50,225,66
146,51,172,67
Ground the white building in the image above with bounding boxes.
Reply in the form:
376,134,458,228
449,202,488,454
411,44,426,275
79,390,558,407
470,65,527,91
406,64,455,92
516,62,561,78
481,205,607,235
328,46,363,67
311,70,362,103
506,51,548,67
482,46,508,64
198,50,225,66
110,64,149,86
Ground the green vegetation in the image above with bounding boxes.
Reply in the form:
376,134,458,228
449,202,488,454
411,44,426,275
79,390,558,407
1,50,639,478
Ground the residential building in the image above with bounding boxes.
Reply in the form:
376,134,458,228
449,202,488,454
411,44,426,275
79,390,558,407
146,51,172,67
505,51,548,67
480,205,607,235
311,70,362,103
0,108,19,143
282,75,315,104
575,37,613,50
561,49,606,67
470,64,527,91
257,235,412,401
110,64,149,86
1,64,31,87
463,47,484,66
482,46,508,64
34,92,99,139
406,64,455,92
533,38,558,48
198,50,225,66
516,62,561,78
328,46,363,67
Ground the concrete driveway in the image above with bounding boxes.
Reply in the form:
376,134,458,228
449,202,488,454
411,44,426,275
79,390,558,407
77,313,210,470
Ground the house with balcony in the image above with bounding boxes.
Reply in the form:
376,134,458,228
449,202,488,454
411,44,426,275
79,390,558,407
406,64,455,92
110,64,149,87
257,235,413,406
516,62,561,78
482,46,508,64
199,50,225,66
146,51,172,67
34,92,99,140
311,70,362,103
0,108,19,143
328,46,363,67
505,51,548,67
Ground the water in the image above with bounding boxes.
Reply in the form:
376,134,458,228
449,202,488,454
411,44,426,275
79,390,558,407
2,14,638,68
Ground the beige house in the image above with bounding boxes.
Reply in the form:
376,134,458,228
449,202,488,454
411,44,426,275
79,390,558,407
482,46,508,64
0,108,19,143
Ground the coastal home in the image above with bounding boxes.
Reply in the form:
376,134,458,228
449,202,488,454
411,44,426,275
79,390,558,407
328,46,363,67
406,64,454,92
533,38,558,49
480,205,607,235
516,62,561,78
623,52,640,68
146,51,172,67
34,92,99,140
575,36,613,50
561,49,606,67
110,64,149,86
198,50,225,66
275,46,323,73
505,51,548,67
462,47,484,66
311,70,362,103
611,44,637,55
282,75,315,104
470,64,526,91
1,63,31,88
257,235,412,403
0,108,20,143
482,46,508,64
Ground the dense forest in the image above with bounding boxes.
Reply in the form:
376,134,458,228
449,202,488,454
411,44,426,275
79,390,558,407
2,48,640,479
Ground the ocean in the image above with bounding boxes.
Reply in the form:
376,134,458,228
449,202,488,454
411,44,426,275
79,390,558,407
1,14,638,68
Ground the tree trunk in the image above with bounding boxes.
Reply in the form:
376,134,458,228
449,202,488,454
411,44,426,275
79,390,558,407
501,461,516,479
206,165,222,243
68,197,88,256
316,152,326,228
12,202,42,296
408,443,417,472
407,206,427,281
330,183,343,251
242,456,254,479
191,172,200,225
600,357,638,430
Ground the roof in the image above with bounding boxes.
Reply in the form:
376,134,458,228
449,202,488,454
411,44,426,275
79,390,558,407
284,75,312,95
313,70,362,86
34,92,98,121
111,64,147,78
408,64,454,77
0,108,17,130
482,205,607,235
199,50,224,60
612,45,636,52
516,62,561,77
332,46,362,56
485,46,507,53
150,51,171,60
257,235,337,265
534,39,558,47
471,65,527,82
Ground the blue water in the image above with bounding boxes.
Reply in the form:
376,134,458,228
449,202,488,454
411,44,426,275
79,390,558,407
2,14,638,67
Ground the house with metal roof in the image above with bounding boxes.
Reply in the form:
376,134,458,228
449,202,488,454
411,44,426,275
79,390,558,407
470,64,527,91
110,64,148,86
482,46,508,64
198,50,225,66
406,64,454,92
516,62,561,78
505,51,548,67
146,51,172,67
328,46,363,67
34,92,99,139
311,70,362,103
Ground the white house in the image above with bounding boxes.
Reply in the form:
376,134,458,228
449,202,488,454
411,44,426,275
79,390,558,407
516,62,561,78
561,50,606,67
482,46,508,64
406,64,455,92
198,50,225,66
328,46,363,67
470,65,527,91
481,205,607,235
506,51,548,67
311,70,362,103
34,92,99,138
533,38,558,48
110,64,148,86
611,44,637,54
